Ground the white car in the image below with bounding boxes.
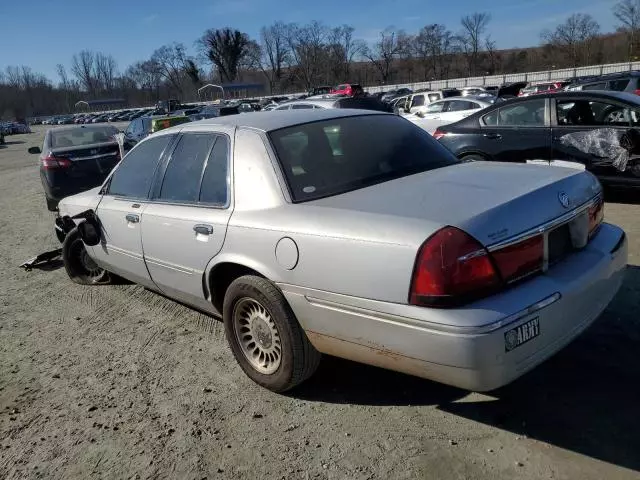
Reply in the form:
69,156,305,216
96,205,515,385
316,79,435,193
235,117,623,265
407,97,495,134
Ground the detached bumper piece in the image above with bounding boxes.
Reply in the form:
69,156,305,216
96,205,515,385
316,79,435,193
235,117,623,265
19,248,62,271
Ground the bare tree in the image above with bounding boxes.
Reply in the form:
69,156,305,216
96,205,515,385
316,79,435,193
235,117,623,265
484,36,498,74
151,43,189,94
286,22,330,89
414,24,455,80
125,60,163,101
614,0,640,60
259,22,290,92
95,53,118,92
71,50,97,95
364,28,403,84
541,13,601,66
198,28,255,83
5,66,22,88
328,25,366,82
184,59,201,86
458,12,491,76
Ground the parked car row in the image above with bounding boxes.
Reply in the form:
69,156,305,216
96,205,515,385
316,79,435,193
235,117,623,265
1,121,31,136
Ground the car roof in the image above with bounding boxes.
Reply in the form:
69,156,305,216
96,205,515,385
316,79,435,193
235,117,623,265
46,124,117,133
522,90,640,103
175,109,388,133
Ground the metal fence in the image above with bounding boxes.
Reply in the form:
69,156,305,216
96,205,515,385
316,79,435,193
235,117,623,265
363,61,640,93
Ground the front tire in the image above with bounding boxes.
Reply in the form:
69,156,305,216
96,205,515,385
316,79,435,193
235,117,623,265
62,227,111,285
223,275,321,392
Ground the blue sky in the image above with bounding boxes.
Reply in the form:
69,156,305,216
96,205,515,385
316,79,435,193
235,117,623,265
2,0,617,83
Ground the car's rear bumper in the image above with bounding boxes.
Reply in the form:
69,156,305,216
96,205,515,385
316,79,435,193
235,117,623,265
280,222,627,391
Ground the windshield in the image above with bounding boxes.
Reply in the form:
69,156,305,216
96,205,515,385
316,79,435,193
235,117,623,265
269,114,458,202
50,126,118,148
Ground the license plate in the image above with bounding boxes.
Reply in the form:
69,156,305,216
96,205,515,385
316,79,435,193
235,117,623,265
504,317,540,352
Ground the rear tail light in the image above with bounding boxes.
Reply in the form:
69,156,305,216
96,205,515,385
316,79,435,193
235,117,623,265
41,155,72,169
588,197,604,237
432,129,446,140
634,89,640,95
409,226,501,307
491,235,543,283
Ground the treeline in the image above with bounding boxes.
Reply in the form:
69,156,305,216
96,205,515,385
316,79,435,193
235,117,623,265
2,0,640,118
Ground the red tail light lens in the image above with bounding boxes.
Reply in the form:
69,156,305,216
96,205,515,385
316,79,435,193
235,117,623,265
41,156,72,169
432,129,446,140
410,226,500,307
634,89,640,95
491,235,543,283
588,198,604,237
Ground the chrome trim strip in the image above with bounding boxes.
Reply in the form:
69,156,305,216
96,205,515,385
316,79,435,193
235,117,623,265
144,255,199,275
487,193,602,252
304,292,561,335
70,153,118,161
106,245,143,260
457,249,488,262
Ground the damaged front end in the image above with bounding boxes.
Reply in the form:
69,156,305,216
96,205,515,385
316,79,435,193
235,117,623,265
54,209,102,246
54,214,76,243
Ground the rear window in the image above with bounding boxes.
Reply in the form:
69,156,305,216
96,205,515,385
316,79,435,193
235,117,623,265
268,115,458,202
50,126,117,148
609,79,630,91
335,97,392,112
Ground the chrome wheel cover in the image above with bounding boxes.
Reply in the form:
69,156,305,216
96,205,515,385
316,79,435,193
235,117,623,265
233,297,282,375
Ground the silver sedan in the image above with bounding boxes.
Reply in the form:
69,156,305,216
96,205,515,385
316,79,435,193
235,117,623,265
55,109,627,392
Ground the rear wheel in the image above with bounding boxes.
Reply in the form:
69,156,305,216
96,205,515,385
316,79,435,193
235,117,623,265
223,275,321,392
62,228,111,285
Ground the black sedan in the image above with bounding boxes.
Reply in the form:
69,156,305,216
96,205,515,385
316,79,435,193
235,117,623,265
28,125,121,211
435,90,640,188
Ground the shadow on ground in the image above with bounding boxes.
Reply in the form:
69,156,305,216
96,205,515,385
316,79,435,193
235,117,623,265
296,265,640,472
2,140,25,146
604,187,640,205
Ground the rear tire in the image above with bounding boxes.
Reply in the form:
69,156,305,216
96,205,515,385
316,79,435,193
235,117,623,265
223,275,321,392
62,227,111,285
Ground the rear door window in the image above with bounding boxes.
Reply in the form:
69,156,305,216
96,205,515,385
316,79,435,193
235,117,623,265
609,79,630,91
425,102,446,113
582,82,608,91
556,99,630,127
448,100,476,112
107,135,174,198
485,99,546,127
199,136,230,206
158,133,216,203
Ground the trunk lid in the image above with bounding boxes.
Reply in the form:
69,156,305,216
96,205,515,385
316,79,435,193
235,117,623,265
50,142,120,177
308,161,600,246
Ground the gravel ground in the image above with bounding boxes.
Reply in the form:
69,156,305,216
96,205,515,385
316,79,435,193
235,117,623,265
1,125,639,480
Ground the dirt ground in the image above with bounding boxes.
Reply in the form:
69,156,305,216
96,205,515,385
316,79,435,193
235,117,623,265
1,125,639,480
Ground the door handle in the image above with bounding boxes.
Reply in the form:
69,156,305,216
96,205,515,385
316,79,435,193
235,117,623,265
193,224,213,235
484,133,502,140
125,213,139,223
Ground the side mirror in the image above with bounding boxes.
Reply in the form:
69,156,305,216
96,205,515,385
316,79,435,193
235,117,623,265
28,146,41,154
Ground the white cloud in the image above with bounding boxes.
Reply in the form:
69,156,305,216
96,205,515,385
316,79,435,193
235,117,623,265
142,14,158,24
